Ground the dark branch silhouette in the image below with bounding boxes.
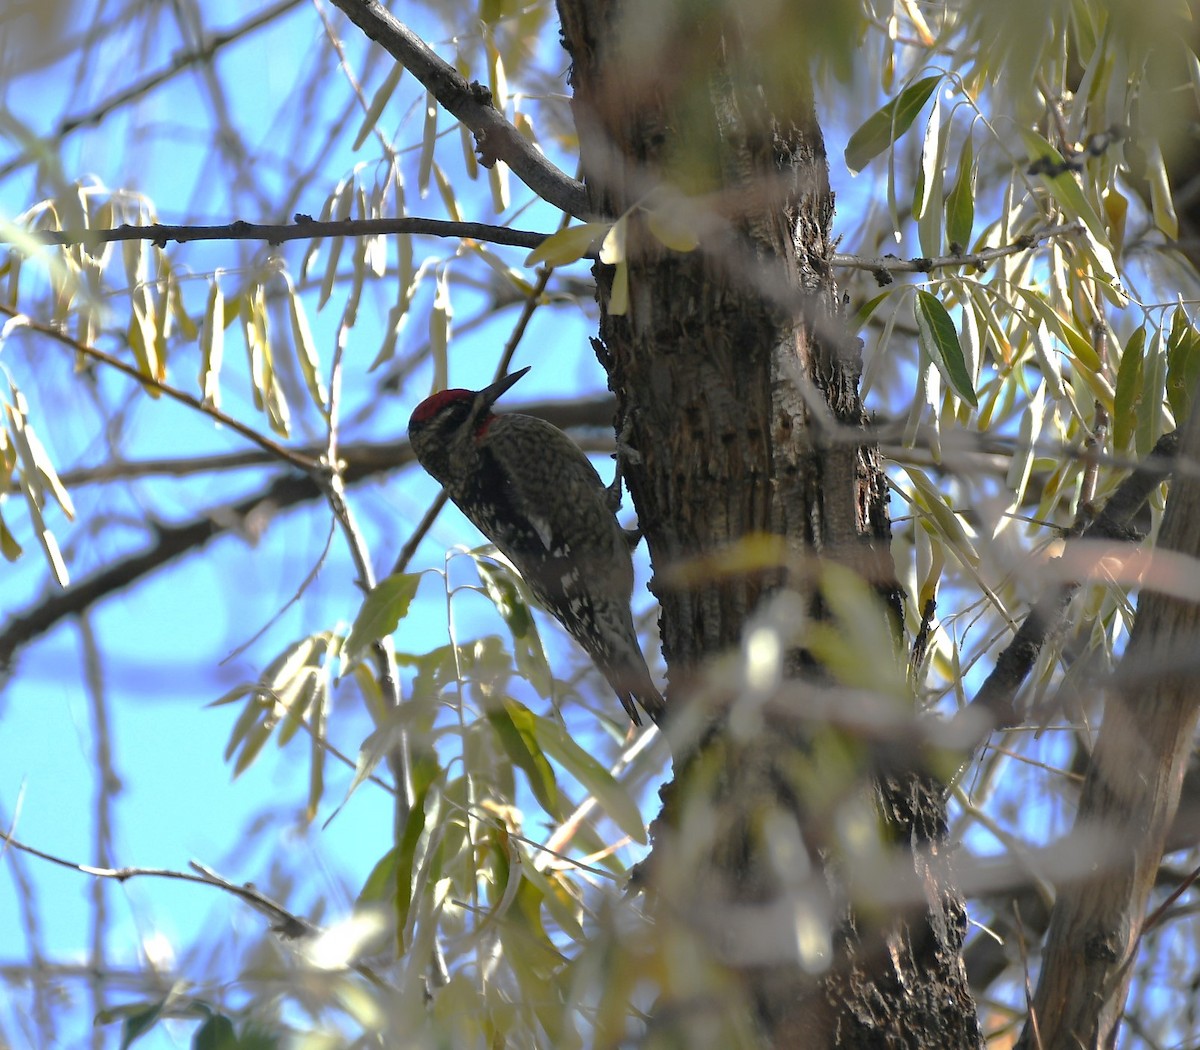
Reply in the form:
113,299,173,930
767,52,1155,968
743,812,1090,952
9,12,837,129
328,0,590,218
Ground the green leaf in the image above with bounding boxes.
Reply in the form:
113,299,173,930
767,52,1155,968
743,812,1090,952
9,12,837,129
853,291,892,334
535,718,647,845
945,133,976,250
914,290,977,407
844,75,941,173
115,1000,167,1049
1137,330,1167,456
485,698,559,816
0,508,22,560
1114,327,1145,452
474,557,554,698
191,1013,236,1050
524,222,608,267
343,573,422,670
1166,312,1200,422
353,62,405,151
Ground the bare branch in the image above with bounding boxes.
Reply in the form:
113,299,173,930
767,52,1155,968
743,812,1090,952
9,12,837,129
0,400,618,670
20,214,562,253
0,307,322,474
0,0,305,182
327,0,590,218
0,830,390,990
830,222,1085,281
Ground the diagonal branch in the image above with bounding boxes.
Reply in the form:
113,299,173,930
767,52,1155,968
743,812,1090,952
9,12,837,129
953,429,1181,747
0,399,618,671
327,0,590,218
0,0,305,182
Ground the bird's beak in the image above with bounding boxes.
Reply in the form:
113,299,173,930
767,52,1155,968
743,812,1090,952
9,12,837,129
479,366,531,409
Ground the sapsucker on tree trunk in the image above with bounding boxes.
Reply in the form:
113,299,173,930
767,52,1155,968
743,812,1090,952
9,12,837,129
407,367,665,727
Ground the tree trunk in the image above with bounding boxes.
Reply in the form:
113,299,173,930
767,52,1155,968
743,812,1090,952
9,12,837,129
556,2,982,1046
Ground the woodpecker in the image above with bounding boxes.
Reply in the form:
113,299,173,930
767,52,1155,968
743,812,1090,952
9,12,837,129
407,367,664,727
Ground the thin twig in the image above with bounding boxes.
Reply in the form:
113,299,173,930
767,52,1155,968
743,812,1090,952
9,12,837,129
0,306,321,474
0,830,391,989
0,0,305,182
831,222,1084,281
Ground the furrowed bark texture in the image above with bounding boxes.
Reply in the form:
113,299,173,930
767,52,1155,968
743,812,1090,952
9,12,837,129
556,2,981,1046
1019,396,1200,1048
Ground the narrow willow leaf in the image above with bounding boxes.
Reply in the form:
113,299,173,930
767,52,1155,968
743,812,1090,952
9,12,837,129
1166,313,1200,422
276,666,319,746
854,291,891,334
1029,321,1064,400
459,122,479,180
433,162,463,223
0,508,22,560
475,557,553,699
418,91,437,197
343,573,423,671
914,290,977,406
488,36,509,109
344,185,371,327
844,74,941,173
1019,128,1119,283
915,521,944,611
27,496,67,584
429,267,452,374
1014,289,1101,373
488,161,510,214
319,181,354,310
535,718,647,845
608,260,629,316
1005,381,1046,506
916,129,945,258
365,180,390,277
300,190,335,283
352,62,404,151
129,286,161,396
1113,327,1145,451
944,133,976,250
600,217,629,315
525,222,608,267
1103,187,1128,256
468,242,535,296
913,92,941,221
1143,138,1179,240
958,292,980,388
485,699,558,816
519,856,585,941
1136,330,1166,455
167,271,198,342
6,384,73,518
644,197,701,252
306,671,327,822
199,280,224,408
286,279,328,410
370,302,406,372
902,465,981,568
241,285,269,412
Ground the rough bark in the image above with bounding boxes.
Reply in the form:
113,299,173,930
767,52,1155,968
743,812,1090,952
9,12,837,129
556,1,981,1046
1019,399,1200,1048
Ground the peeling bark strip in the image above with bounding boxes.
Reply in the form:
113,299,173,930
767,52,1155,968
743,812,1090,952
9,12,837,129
556,1,981,1045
